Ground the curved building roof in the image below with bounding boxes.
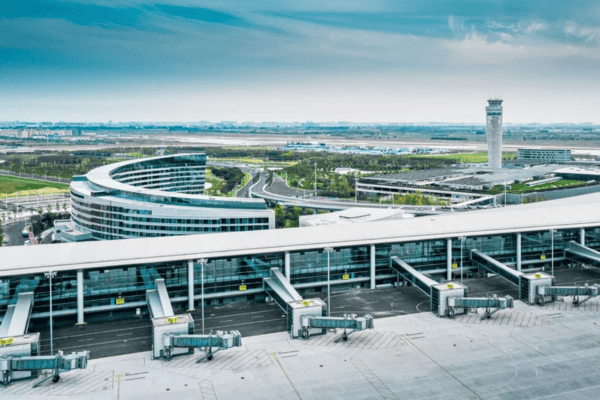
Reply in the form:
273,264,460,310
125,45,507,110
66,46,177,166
72,153,267,210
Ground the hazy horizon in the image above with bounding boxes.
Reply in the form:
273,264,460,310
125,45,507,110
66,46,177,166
2,120,598,126
2,1,599,123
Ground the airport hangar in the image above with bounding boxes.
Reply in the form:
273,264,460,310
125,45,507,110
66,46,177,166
3,192,600,330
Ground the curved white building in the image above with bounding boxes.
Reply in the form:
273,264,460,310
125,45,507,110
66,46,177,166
58,154,274,242
486,99,503,169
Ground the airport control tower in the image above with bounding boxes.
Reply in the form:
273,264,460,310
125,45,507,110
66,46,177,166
486,99,503,169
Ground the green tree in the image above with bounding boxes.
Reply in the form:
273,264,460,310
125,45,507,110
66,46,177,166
290,206,302,221
274,204,285,228
63,203,68,211
47,204,52,214
37,206,43,216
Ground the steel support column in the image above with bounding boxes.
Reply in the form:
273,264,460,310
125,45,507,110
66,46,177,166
516,233,522,272
285,251,291,279
77,269,84,325
187,260,195,311
581,228,586,246
370,244,376,289
446,238,452,280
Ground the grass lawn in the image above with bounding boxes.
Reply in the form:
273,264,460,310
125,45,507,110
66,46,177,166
205,169,226,196
413,151,516,164
208,156,297,167
488,179,588,194
0,175,69,196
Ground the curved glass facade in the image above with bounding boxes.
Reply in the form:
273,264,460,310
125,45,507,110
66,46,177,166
65,154,274,241
110,154,207,194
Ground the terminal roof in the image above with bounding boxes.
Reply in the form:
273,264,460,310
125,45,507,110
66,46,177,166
2,192,600,276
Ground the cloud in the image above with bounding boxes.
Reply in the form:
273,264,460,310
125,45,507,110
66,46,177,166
1,0,599,122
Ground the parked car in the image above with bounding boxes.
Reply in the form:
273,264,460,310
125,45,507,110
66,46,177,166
22,226,30,237
24,240,31,246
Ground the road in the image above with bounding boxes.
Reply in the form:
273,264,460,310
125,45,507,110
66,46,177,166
28,265,600,360
250,172,445,214
236,174,257,198
1,220,28,247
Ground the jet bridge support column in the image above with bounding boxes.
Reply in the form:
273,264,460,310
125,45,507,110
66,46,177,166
187,260,195,311
581,228,586,246
517,233,522,272
77,270,84,325
370,244,376,289
447,239,452,281
284,251,291,279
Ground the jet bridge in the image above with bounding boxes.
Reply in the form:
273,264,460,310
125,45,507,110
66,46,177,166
146,279,174,319
0,351,89,387
0,291,91,387
161,331,242,362
391,256,467,317
0,292,39,382
565,241,600,268
146,279,242,361
300,314,373,341
264,268,374,339
390,256,514,318
147,279,196,360
470,249,555,304
0,292,34,339
536,283,600,306
447,295,514,319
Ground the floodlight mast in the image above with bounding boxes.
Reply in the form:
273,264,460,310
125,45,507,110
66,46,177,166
44,271,58,355
197,258,209,334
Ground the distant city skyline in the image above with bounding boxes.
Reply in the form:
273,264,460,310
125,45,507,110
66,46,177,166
1,1,599,123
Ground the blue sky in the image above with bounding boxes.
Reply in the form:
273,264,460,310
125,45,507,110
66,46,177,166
1,1,599,123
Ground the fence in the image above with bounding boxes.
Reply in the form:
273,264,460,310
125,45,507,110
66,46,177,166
1,214,32,226
0,170,70,184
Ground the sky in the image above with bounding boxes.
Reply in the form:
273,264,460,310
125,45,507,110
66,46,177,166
1,1,599,123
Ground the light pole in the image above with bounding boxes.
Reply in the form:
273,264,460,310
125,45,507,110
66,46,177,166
314,162,317,198
44,271,57,355
197,258,208,334
324,247,334,317
550,229,557,277
503,174,507,206
458,236,466,284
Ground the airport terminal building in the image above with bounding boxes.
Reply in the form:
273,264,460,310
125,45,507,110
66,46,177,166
56,154,274,242
517,148,572,163
4,192,600,327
